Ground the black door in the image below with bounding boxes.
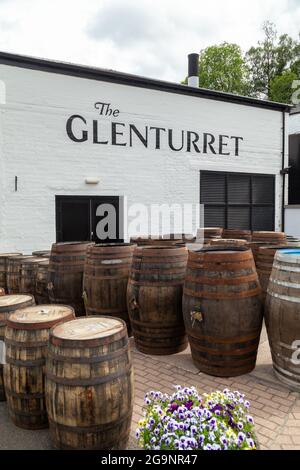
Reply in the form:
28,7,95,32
289,134,300,204
200,171,275,231
56,196,123,243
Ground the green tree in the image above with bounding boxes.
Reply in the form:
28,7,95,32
246,21,299,99
196,42,249,95
269,70,298,103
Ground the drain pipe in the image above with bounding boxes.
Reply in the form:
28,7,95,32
281,111,286,232
188,53,199,88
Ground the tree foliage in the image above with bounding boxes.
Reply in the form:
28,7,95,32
184,21,300,104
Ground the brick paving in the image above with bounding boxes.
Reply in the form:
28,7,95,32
0,324,300,450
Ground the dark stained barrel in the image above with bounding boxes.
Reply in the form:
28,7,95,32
4,305,75,429
45,316,133,450
0,253,22,291
7,255,36,294
265,249,300,390
83,244,135,333
196,227,223,245
127,246,188,355
257,245,300,300
35,259,50,305
19,257,45,296
223,229,252,241
183,248,263,377
48,242,92,316
0,295,35,402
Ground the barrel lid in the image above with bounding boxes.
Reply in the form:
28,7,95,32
276,249,300,262
8,305,74,325
38,259,50,265
52,316,124,340
0,294,33,308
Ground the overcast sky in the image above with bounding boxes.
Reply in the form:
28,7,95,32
0,0,299,82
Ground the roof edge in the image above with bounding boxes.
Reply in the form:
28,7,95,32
0,50,291,112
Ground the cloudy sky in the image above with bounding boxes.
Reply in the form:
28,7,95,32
0,0,299,82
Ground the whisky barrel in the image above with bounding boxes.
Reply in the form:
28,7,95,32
252,231,287,243
210,239,248,248
0,295,35,402
48,242,92,316
127,246,188,355
196,227,223,245
223,229,252,241
257,245,300,299
0,253,23,291
6,255,36,294
4,305,75,429
45,316,133,450
265,249,300,390
35,259,50,305
19,257,45,296
183,248,263,377
83,244,134,333
32,251,51,258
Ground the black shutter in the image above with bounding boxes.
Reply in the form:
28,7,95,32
200,171,275,230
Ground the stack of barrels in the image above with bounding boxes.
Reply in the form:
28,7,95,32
0,296,133,449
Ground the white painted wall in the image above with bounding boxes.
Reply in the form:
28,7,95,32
290,111,300,135
0,64,285,252
285,207,300,238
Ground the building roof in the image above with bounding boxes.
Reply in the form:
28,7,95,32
0,50,291,112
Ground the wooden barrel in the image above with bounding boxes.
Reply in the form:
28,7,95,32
0,295,35,402
19,257,45,296
32,251,51,258
183,247,263,377
223,229,252,241
7,255,36,294
252,231,287,243
48,242,92,316
265,249,300,390
249,241,285,266
127,246,188,355
35,259,50,305
83,244,135,334
0,253,22,291
0,288,5,296
210,239,248,248
196,227,223,245
257,245,300,299
4,304,75,429
45,316,133,450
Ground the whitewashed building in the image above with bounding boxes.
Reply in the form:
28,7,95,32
0,52,290,253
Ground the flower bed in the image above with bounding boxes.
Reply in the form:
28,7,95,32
136,386,257,450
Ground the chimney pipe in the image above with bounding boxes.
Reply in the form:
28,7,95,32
188,53,199,88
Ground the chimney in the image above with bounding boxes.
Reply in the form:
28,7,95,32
187,53,199,88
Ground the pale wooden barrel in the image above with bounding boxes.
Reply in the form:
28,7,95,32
4,305,74,428
45,316,133,450
265,249,300,390
0,295,35,402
